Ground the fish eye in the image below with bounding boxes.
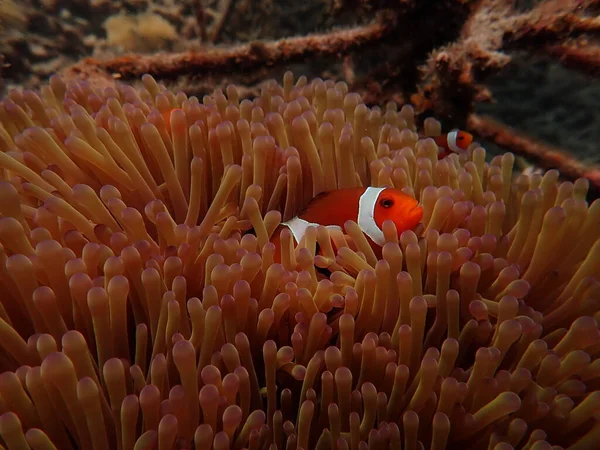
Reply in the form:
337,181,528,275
380,198,394,208
457,136,464,140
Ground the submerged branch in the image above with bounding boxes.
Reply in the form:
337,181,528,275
74,19,395,80
468,113,600,196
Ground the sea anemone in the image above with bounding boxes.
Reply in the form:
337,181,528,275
0,71,598,450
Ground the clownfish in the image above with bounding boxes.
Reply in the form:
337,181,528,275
269,187,423,263
433,129,473,159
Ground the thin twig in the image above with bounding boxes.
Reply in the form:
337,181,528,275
195,0,208,42
210,0,234,43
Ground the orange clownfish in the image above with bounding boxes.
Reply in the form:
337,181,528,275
270,187,424,263
433,129,473,159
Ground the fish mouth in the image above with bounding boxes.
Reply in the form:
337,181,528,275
408,203,424,224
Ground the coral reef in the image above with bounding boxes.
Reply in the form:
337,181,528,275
59,0,600,121
0,0,27,30
0,0,347,94
103,13,178,53
0,72,598,450
0,0,242,93
39,0,600,191
2,1,600,183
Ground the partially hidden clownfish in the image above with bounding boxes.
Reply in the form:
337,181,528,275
433,129,473,160
269,187,424,264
